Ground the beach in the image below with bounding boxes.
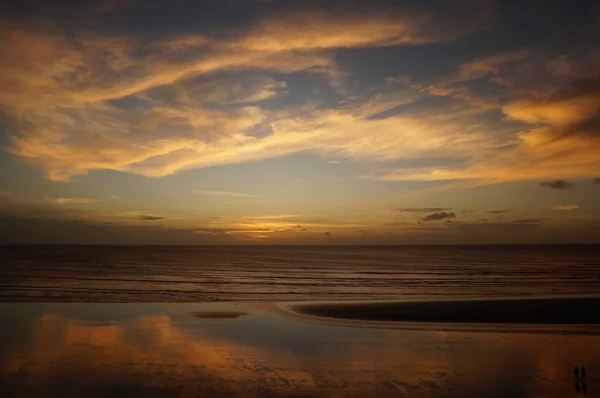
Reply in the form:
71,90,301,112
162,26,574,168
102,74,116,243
0,299,599,397
1,244,599,396
290,297,600,324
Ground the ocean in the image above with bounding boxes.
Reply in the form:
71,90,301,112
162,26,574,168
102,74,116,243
0,245,599,302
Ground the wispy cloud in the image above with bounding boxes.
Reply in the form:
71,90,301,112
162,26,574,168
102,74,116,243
374,52,600,184
539,180,576,190
0,0,598,210
513,218,545,224
195,190,258,198
133,215,165,221
395,207,453,213
421,212,456,222
49,197,99,205
0,2,496,182
97,0,135,13
242,214,299,220
485,209,511,214
551,205,579,211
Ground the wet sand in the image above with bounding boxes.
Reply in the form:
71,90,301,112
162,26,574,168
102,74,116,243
290,297,600,324
188,310,249,320
1,302,599,397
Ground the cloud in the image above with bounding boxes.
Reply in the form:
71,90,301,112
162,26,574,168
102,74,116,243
513,218,545,224
233,2,493,52
134,215,165,221
1,2,597,190
0,3,498,182
453,50,531,82
419,50,530,104
156,35,211,52
593,178,600,184
193,227,272,236
51,197,99,205
539,180,576,190
552,205,579,211
485,209,510,214
196,190,258,198
186,75,288,105
376,56,600,184
97,0,135,13
0,215,241,244
395,207,453,213
323,232,331,236
193,221,315,238
421,212,456,222
242,214,299,220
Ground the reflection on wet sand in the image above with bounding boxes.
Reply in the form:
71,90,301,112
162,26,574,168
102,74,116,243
188,311,249,320
1,314,315,396
0,304,599,397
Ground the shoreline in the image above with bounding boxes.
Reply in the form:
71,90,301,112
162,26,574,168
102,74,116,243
289,297,600,324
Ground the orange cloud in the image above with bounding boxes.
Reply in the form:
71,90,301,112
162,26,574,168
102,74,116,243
1,8,597,187
380,74,600,183
235,14,427,52
503,94,599,125
50,197,99,205
551,205,579,211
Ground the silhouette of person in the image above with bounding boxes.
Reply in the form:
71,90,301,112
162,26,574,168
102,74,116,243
581,366,586,382
575,366,580,380
581,366,587,395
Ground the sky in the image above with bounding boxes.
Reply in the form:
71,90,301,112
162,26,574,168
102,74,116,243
0,0,599,244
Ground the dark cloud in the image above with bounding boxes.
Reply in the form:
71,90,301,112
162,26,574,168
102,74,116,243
0,216,236,245
521,76,600,140
486,209,511,214
273,225,313,232
324,232,331,236
592,178,600,184
513,218,545,224
539,180,575,189
444,221,543,233
193,226,272,235
97,0,135,13
559,114,600,139
421,212,456,221
135,215,165,221
193,228,227,235
396,207,453,213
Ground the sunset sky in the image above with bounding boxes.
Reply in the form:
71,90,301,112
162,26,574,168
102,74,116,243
0,0,599,244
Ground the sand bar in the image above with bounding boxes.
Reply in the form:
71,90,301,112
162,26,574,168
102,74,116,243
290,297,600,324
